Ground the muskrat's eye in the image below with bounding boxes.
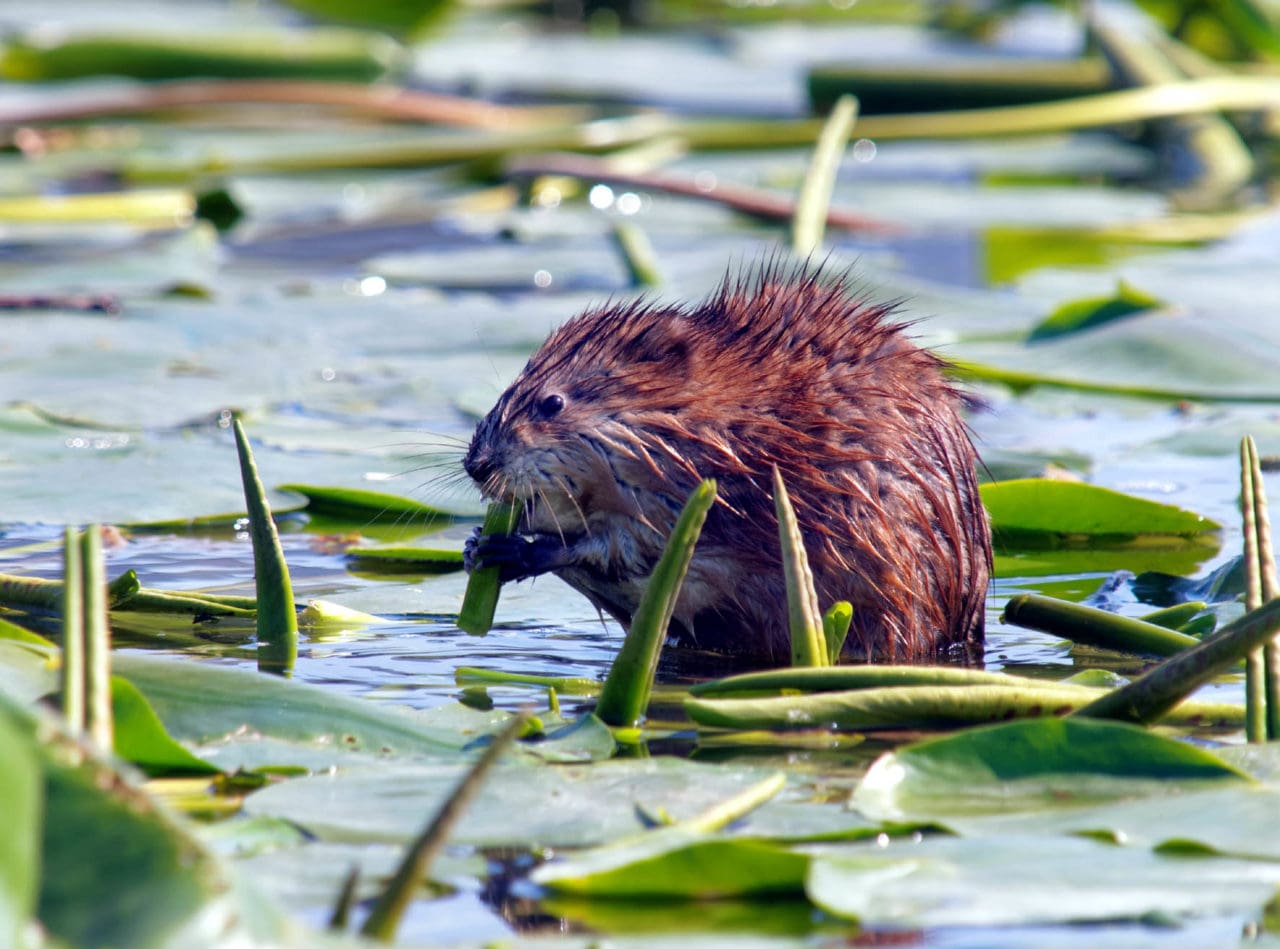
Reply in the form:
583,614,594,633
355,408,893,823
537,393,566,418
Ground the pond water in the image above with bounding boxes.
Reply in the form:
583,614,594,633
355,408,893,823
3,1,1280,944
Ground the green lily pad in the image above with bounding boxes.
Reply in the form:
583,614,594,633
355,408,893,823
244,758,785,847
1028,280,1164,342
532,828,809,898
850,718,1249,824
114,653,462,755
808,833,1280,927
278,484,466,526
111,677,221,775
981,478,1219,544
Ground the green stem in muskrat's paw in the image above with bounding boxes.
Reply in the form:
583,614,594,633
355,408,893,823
232,418,297,676
774,467,828,668
596,480,717,729
457,501,519,636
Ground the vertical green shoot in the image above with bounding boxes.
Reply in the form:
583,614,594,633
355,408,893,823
232,418,297,676
789,93,859,256
823,601,853,666
1241,436,1280,738
596,480,717,728
774,467,827,668
81,526,113,754
60,526,85,735
611,220,663,287
457,501,518,636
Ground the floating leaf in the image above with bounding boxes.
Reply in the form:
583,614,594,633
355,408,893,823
1028,280,1164,341
278,484,462,526
850,717,1249,824
114,653,458,756
808,833,1280,927
981,478,1219,543
533,830,809,899
111,677,220,776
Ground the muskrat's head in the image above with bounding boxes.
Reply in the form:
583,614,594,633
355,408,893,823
462,298,706,532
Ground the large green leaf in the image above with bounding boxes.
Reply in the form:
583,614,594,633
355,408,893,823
532,829,809,898
244,758,785,847
981,478,1219,542
114,653,461,756
0,694,303,947
111,677,220,775
850,717,1248,823
0,709,39,948
1028,280,1164,341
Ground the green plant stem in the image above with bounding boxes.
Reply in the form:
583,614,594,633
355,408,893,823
610,220,663,287
1002,593,1201,657
689,664,1085,697
327,866,360,932
774,467,827,668
1073,596,1280,725
1090,17,1253,210
359,712,527,941
0,572,256,616
822,601,853,665
1242,436,1266,741
60,527,84,735
457,502,518,636
81,527,113,754
686,683,1244,732
677,772,787,833
807,57,1111,113
454,666,601,696
790,93,858,256
232,419,297,676
596,480,717,728
1241,436,1280,739
678,76,1280,148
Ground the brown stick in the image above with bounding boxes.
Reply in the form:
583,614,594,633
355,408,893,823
0,79,580,131
504,152,897,235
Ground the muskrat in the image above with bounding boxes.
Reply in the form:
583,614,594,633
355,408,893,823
462,263,991,663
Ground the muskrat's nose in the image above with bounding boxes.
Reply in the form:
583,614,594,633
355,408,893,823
463,447,496,485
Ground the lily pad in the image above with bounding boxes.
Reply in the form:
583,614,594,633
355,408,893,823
244,758,786,847
850,718,1249,824
808,833,1280,927
1028,280,1164,342
981,478,1219,543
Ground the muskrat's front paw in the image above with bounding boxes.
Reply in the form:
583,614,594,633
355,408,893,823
465,530,563,583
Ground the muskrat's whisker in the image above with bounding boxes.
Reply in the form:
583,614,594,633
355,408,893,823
550,474,591,538
535,483,573,546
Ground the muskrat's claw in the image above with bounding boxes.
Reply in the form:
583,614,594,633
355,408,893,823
465,529,566,584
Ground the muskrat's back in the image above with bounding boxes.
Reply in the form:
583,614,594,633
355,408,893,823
464,264,991,663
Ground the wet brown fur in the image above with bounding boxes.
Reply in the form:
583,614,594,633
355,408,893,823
465,263,991,663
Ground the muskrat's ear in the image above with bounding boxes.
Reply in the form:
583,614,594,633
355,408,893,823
619,321,695,377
